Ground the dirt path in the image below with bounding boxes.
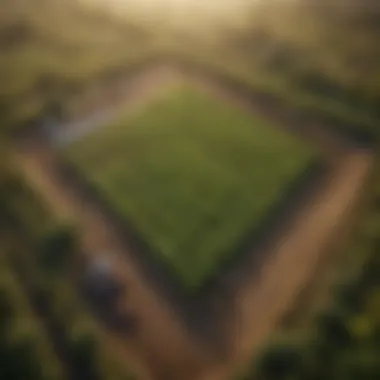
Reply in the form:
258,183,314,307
14,64,375,380
51,65,184,146
15,143,216,380
219,150,372,374
53,62,355,159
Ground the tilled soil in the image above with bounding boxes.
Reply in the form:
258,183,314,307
14,63,375,380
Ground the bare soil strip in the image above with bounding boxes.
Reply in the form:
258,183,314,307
220,152,372,375
14,63,375,380
15,142,214,380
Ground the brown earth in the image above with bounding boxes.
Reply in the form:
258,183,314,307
13,63,374,380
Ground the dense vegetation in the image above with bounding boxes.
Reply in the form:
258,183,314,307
0,0,156,131
0,140,138,379
162,1,380,378
172,0,380,138
65,86,315,291
0,0,145,373
229,0,380,116
0,245,65,380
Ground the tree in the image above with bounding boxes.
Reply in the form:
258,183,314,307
11,335,45,380
0,330,45,380
334,279,365,312
70,332,100,380
315,307,352,349
37,223,78,275
257,341,305,380
0,287,14,339
335,346,380,380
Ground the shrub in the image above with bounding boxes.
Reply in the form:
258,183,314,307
335,347,380,380
37,222,78,274
256,340,305,380
69,331,100,380
0,331,45,380
315,306,352,349
0,287,14,330
334,279,365,313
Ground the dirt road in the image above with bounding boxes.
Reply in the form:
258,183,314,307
15,142,216,380
14,63,374,380
221,151,372,372
52,65,184,146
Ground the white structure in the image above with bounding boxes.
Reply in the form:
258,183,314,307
84,256,123,298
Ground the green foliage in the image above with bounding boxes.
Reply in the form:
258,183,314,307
0,287,14,329
0,0,157,130
66,86,316,291
240,1,380,118
315,307,352,348
69,332,100,379
0,340,44,380
333,280,365,313
179,0,380,140
256,341,304,380
37,222,78,274
0,249,65,380
335,347,380,380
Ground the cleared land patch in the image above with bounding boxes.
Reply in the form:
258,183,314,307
65,86,316,292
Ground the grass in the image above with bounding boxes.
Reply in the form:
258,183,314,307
66,85,316,291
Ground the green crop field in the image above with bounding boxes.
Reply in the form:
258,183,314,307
65,86,317,292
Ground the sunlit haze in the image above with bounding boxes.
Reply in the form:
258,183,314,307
80,0,254,27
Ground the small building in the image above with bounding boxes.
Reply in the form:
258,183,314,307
84,256,124,301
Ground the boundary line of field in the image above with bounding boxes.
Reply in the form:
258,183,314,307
40,56,376,160
167,53,378,144
56,144,326,317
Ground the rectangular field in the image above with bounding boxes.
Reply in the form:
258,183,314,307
65,86,316,291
